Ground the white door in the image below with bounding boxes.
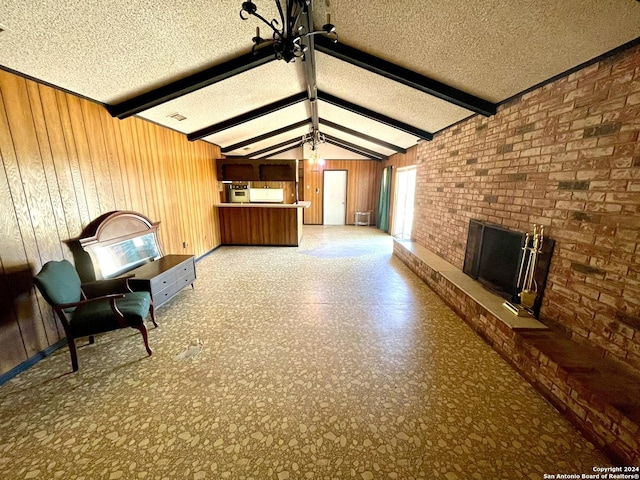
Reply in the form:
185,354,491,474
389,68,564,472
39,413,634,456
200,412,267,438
323,170,347,225
392,166,417,240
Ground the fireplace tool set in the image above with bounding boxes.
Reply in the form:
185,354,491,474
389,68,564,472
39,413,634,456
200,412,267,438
504,224,544,317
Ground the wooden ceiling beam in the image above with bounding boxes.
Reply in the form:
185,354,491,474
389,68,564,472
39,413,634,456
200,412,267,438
318,91,433,141
322,133,386,160
315,36,496,117
187,92,307,141
221,119,312,153
319,118,406,153
107,47,277,119
248,137,302,159
253,143,303,160
323,138,382,161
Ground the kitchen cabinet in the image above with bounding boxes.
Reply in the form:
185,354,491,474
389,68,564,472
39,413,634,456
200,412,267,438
217,159,298,182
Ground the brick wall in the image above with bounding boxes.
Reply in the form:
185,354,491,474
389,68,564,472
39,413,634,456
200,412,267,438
411,44,640,373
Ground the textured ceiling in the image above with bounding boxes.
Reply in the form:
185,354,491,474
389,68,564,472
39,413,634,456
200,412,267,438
318,101,421,147
138,61,306,134
203,102,310,148
316,52,473,134
319,125,397,158
0,0,270,103
303,142,369,160
315,0,640,102
224,124,310,156
1,0,639,160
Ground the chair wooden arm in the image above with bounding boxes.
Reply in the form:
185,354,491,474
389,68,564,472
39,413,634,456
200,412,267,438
122,275,135,293
57,293,128,328
82,276,136,297
33,258,153,371
56,293,126,310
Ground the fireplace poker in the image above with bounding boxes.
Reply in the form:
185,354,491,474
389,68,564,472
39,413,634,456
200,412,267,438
522,225,536,292
519,225,539,309
538,226,544,257
527,225,544,292
516,232,530,291
525,225,539,291
531,226,544,291
504,225,538,317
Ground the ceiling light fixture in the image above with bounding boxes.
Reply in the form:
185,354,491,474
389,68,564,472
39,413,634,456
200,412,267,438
302,128,325,152
239,0,337,62
308,149,324,166
302,128,325,164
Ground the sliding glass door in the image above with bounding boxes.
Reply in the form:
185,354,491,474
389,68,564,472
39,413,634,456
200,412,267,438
392,166,417,240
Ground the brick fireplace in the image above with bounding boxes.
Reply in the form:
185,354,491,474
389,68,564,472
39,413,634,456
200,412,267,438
391,43,640,463
412,44,640,373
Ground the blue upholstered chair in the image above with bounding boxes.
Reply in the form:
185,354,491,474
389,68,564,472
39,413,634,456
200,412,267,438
33,260,156,372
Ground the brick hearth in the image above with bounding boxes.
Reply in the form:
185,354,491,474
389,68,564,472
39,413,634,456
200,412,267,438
394,240,640,465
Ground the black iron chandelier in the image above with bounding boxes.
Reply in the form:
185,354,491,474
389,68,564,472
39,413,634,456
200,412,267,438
302,129,326,164
302,129,325,151
240,0,337,62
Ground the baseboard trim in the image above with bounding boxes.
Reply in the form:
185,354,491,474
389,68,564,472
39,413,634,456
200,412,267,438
0,338,67,386
196,245,221,262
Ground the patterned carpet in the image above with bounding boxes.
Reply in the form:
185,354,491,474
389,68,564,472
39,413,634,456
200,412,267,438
0,226,609,479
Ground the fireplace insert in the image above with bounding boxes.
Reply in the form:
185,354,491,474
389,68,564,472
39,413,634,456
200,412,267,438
463,220,525,302
463,219,554,317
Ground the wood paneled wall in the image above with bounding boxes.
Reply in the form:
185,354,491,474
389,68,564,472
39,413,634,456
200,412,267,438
0,69,221,376
301,160,381,225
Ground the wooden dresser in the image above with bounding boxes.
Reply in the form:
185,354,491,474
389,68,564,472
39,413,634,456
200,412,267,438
126,255,195,308
77,211,196,308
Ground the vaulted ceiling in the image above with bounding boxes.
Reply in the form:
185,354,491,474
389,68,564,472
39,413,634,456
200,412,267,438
1,1,639,160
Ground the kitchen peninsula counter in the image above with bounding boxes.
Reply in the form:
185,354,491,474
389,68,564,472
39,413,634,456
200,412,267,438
215,202,311,246
216,202,311,209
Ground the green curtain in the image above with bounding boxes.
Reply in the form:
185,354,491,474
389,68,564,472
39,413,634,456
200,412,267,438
376,166,392,232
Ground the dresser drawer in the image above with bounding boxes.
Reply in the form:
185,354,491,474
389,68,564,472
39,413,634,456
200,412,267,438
124,255,195,309
176,269,196,291
149,270,175,294
154,282,178,306
175,258,195,278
